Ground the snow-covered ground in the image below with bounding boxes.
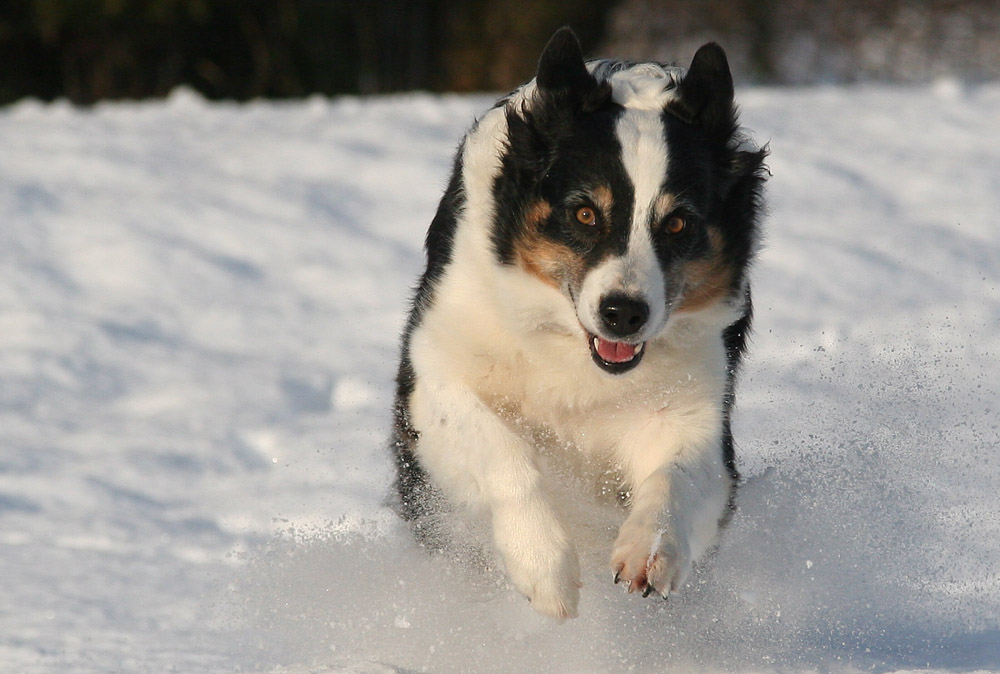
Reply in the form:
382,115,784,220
1,83,998,673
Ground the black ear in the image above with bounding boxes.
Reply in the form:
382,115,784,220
536,27,592,94
505,28,608,183
669,43,736,139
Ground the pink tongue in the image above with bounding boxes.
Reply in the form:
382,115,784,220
595,338,638,363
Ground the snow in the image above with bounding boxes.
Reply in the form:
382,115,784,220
1,84,999,673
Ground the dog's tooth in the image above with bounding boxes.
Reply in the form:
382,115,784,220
635,342,644,354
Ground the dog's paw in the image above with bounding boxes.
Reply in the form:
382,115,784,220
505,541,581,620
610,522,690,599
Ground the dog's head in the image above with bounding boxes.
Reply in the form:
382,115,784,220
492,28,767,374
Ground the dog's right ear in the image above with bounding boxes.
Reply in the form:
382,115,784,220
505,28,608,184
533,27,609,111
536,28,591,96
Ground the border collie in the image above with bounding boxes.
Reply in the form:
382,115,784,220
390,27,767,620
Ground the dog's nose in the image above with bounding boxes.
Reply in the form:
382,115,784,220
599,294,649,338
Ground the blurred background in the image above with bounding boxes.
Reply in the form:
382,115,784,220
1,0,998,104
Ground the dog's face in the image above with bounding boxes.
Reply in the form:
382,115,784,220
492,29,765,374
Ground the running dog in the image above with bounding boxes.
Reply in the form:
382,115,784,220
390,27,767,620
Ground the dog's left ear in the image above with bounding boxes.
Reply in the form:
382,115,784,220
668,43,736,141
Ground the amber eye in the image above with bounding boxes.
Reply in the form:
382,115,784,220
665,215,686,234
575,206,597,226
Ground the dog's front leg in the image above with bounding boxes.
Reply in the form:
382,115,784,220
611,425,732,598
410,380,581,619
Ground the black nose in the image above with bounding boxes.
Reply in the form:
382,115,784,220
599,294,649,338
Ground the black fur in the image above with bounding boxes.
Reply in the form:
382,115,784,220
668,42,736,142
495,104,637,267
661,40,768,491
492,29,623,268
662,46,768,495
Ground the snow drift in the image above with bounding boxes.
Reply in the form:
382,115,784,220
1,83,998,673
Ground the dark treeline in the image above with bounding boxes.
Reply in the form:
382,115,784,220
2,0,996,104
605,0,1000,84
0,0,615,104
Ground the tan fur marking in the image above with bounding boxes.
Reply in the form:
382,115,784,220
653,193,677,222
676,227,734,313
513,201,584,289
591,185,614,218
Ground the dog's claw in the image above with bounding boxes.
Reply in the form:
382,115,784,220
642,583,654,598
613,571,621,585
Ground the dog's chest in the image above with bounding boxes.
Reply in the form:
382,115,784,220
471,342,666,454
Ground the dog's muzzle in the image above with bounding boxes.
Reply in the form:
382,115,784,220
588,294,649,374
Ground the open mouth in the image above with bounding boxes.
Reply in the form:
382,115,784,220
588,334,645,374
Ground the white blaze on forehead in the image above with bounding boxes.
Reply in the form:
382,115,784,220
576,108,669,342
616,107,668,230
607,63,681,110
618,108,669,331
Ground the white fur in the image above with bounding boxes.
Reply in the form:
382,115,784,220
577,108,671,342
609,64,681,110
589,60,684,111
404,65,736,618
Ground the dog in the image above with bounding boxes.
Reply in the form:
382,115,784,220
390,27,767,620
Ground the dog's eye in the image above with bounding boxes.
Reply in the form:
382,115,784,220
575,206,597,227
664,215,686,234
